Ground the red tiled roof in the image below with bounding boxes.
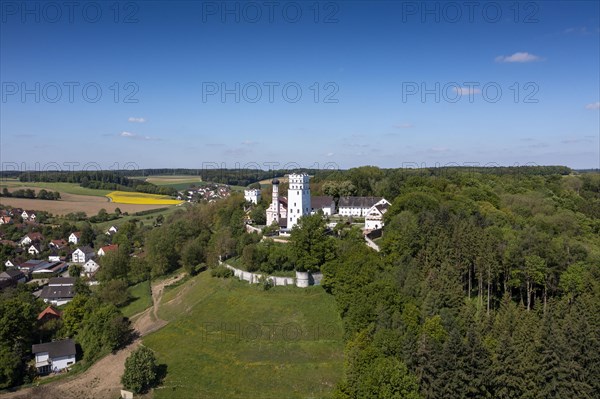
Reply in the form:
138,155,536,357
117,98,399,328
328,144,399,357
100,244,119,253
37,306,62,320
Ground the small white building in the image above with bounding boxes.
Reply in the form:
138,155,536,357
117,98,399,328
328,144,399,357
97,244,118,257
83,259,100,276
68,232,81,245
21,210,36,221
32,339,76,375
28,244,41,255
72,246,95,263
19,232,43,247
311,196,335,216
338,197,390,217
364,202,390,230
244,189,261,204
106,226,118,235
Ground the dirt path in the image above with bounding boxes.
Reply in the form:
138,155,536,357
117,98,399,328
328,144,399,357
1,274,186,399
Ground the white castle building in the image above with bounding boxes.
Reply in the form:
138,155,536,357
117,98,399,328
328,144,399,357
287,173,311,230
266,174,311,230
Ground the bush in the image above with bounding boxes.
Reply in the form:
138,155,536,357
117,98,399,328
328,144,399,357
210,265,233,278
121,346,159,394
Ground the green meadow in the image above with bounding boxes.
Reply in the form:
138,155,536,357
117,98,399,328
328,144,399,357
144,272,344,399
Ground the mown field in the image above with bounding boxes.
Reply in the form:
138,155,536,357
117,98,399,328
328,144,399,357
144,272,344,399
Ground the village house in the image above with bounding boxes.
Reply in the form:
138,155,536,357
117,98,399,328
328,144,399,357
49,239,68,249
97,244,118,257
82,259,100,276
0,216,12,224
338,197,390,217
364,201,391,230
310,196,336,216
37,305,62,324
28,243,42,255
32,339,76,375
68,232,81,245
19,232,44,247
72,246,95,263
40,277,75,306
21,210,36,222
105,225,118,235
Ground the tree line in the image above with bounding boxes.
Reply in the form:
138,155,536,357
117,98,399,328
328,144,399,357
1,188,61,200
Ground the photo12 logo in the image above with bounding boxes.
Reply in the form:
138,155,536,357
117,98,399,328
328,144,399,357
200,1,340,23
401,81,540,104
0,1,140,24
399,1,540,24
201,81,340,104
1,81,140,104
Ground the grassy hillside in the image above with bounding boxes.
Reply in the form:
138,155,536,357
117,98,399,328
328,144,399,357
120,281,152,318
144,272,344,399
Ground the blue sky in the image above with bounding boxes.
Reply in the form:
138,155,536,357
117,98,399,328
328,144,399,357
1,0,599,170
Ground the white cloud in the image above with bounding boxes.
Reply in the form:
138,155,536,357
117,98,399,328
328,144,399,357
241,140,258,146
585,102,600,110
128,117,146,123
430,147,449,153
453,87,481,95
495,52,543,63
393,123,414,129
326,152,334,157
119,131,155,141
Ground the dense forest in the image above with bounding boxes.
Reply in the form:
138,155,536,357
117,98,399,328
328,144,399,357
135,166,600,398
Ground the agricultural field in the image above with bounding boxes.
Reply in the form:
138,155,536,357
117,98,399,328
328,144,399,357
0,188,172,216
106,191,183,205
0,179,110,196
144,272,344,399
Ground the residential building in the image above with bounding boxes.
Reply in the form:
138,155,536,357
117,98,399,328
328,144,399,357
97,244,118,256
19,232,43,247
32,339,76,374
364,202,390,230
72,246,95,263
68,232,81,245
82,259,100,276
40,277,75,306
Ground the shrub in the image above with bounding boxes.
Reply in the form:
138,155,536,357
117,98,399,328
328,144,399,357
210,265,233,278
121,346,159,394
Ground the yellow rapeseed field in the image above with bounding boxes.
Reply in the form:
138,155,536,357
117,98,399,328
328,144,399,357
106,191,183,205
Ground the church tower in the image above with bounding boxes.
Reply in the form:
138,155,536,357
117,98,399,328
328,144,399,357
266,178,280,226
286,173,311,230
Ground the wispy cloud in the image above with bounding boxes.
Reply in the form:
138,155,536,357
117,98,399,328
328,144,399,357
430,147,449,153
561,137,595,144
128,117,146,123
393,123,414,129
11,133,36,138
453,87,481,95
564,26,599,35
585,102,600,110
119,131,156,141
495,52,543,63
241,140,258,146
326,152,335,157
